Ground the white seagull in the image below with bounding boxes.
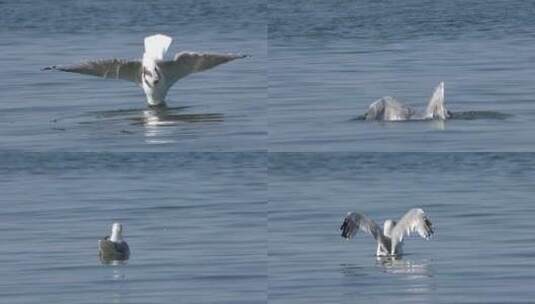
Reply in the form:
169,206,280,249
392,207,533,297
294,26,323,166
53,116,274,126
340,208,434,256
363,82,450,121
44,34,247,106
99,223,130,262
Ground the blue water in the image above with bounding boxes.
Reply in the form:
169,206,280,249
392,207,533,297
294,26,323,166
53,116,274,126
1,1,535,303
0,0,266,151
269,153,535,303
269,0,535,151
0,153,266,303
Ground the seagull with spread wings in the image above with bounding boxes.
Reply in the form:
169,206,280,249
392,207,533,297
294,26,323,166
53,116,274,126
340,208,434,257
43,34,247,107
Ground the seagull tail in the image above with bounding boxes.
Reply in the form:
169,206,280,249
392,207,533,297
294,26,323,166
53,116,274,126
144,34,173,61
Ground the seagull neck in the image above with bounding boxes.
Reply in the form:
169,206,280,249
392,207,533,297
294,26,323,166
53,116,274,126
110,231,123,242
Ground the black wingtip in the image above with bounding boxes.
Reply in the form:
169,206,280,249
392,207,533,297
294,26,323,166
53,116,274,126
340,219,350,239
425,218,434,237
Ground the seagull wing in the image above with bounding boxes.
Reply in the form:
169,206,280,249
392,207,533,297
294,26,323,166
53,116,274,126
159,52,247,87
43,59,142,83
424,81,449,119
340,212,384,243
365,98,387,120
366,96,414,121
99,237,130,260
391,208,434,244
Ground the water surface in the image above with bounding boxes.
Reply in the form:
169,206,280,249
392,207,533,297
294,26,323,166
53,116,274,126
269,153,535,303
0,152,266,303
0,0,266,151
269,0,535,151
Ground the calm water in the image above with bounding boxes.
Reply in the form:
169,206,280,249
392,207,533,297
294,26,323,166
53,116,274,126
0,0,266,151
269,153,535,303
269,0,535,151
0,153,266,303
2,1,535,303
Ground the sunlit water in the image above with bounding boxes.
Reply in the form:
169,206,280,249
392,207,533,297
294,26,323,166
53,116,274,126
269,153,535,303
0,0,266,151
269,0,535,151
0,153,266,303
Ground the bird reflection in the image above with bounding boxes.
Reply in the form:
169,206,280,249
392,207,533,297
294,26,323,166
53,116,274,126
429,119,445,130
108,266,127,304
124,105,223,144
66,105,224,145
131,105,224,126
376,256,432,278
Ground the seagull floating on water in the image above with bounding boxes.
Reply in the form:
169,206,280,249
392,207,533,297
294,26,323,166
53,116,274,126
340,208,433,256
43,34,247,107
99,223,130,262
362,82,450,121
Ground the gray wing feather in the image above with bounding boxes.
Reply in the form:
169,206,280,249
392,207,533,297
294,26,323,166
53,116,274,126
391,208,434,243
365,96,414,121
159,52,247,86
44,59,142,83
340,212,384,242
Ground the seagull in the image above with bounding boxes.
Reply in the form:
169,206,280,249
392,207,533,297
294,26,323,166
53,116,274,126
43,34,248,107
99,223,130,262
340,208,433,257
362,82,450,121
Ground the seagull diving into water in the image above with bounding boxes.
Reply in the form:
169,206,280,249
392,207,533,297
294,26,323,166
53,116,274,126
340,208,434,257
99,223,130,262
43,34,247,107
362,82,450,121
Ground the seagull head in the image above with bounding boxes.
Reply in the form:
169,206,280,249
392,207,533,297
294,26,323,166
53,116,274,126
110,222,124,242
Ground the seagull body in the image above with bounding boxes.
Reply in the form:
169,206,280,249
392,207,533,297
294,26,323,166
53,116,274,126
44,34,247,106
99,223,130,262
340,208,433,257
363,82,450,121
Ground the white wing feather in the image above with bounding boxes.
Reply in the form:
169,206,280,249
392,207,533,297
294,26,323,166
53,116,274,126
391,208,434,244
425,81,449,119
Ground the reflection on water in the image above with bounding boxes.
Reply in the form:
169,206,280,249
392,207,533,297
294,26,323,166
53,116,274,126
89,105,224,125
353,111,512,122
340,257,432,279
448,111,513,120
133,106,224,126
339,263,370,278
377,257,434,301
376,256,432,278
53,105,225,144
55,105,224,126
131,106,224,144
110,267,127,304
430,119,445,130
111,266,127,280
